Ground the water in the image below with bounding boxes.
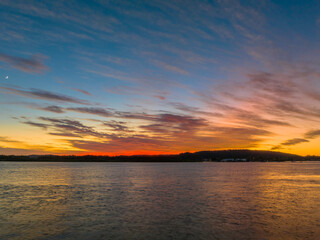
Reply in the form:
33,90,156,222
0,162,320,240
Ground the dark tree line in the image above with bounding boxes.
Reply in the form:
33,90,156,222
0,150,309,162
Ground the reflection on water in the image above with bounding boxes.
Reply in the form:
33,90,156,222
0,162,320,240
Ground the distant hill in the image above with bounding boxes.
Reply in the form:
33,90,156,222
0,149,310,162
179,150,303,162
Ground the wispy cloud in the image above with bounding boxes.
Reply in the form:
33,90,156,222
40,105,65,113
271,138,309,150
67,107,113,117
70,88,91,96
153,60,189,75
0,101,65,114
0,87,89,104
37,117,108,138
153,95,166,100
170,102,223,117
282,138,309,146
0,136,22,144
0,52,48,73
67,136,170,154
103,121,130,132
272,129,320,150
305,130,320,139
22,120,49,129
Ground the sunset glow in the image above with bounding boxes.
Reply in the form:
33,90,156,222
1,0,320,156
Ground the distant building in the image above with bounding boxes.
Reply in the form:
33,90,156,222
221,158,234,162
203,158,212,161
221,158,247,162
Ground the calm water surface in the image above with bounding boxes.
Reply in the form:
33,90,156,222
0,162,320,240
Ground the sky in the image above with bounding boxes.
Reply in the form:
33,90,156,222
1,0,320,156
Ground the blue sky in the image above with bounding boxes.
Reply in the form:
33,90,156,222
1,0,320,155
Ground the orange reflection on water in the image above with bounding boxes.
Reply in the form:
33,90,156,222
1,162,320,239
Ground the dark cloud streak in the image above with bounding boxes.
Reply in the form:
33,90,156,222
305,130,320,139
67,107,113,117
1,87,89,104
0,52,48,73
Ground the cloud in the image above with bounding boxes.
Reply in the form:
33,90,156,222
67,107,113,117
71,88,91,96
49,132,82,137
0,136,22,144
68,136,170,153
0,87,89,104
196,64,320,152
15,106,273,154
0,52,48,73
170,102,223,117
114,111,155,121
211,126,272,139
271,138,310,150
38,117,108,138
272,129,320,150
63,107,209,135
40,105,65,113
153,95,166,100
103,121,130,132
281,138,309,146
154,60,189,75
248,72,297,96
20,117,107,139
106,85,170,102
305,130,320,139
132,113,209,137
231,110,292,127
0,101,65,114
22,121,49,129
156,113,208,130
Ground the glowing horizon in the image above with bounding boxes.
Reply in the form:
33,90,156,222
1,1,320,156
